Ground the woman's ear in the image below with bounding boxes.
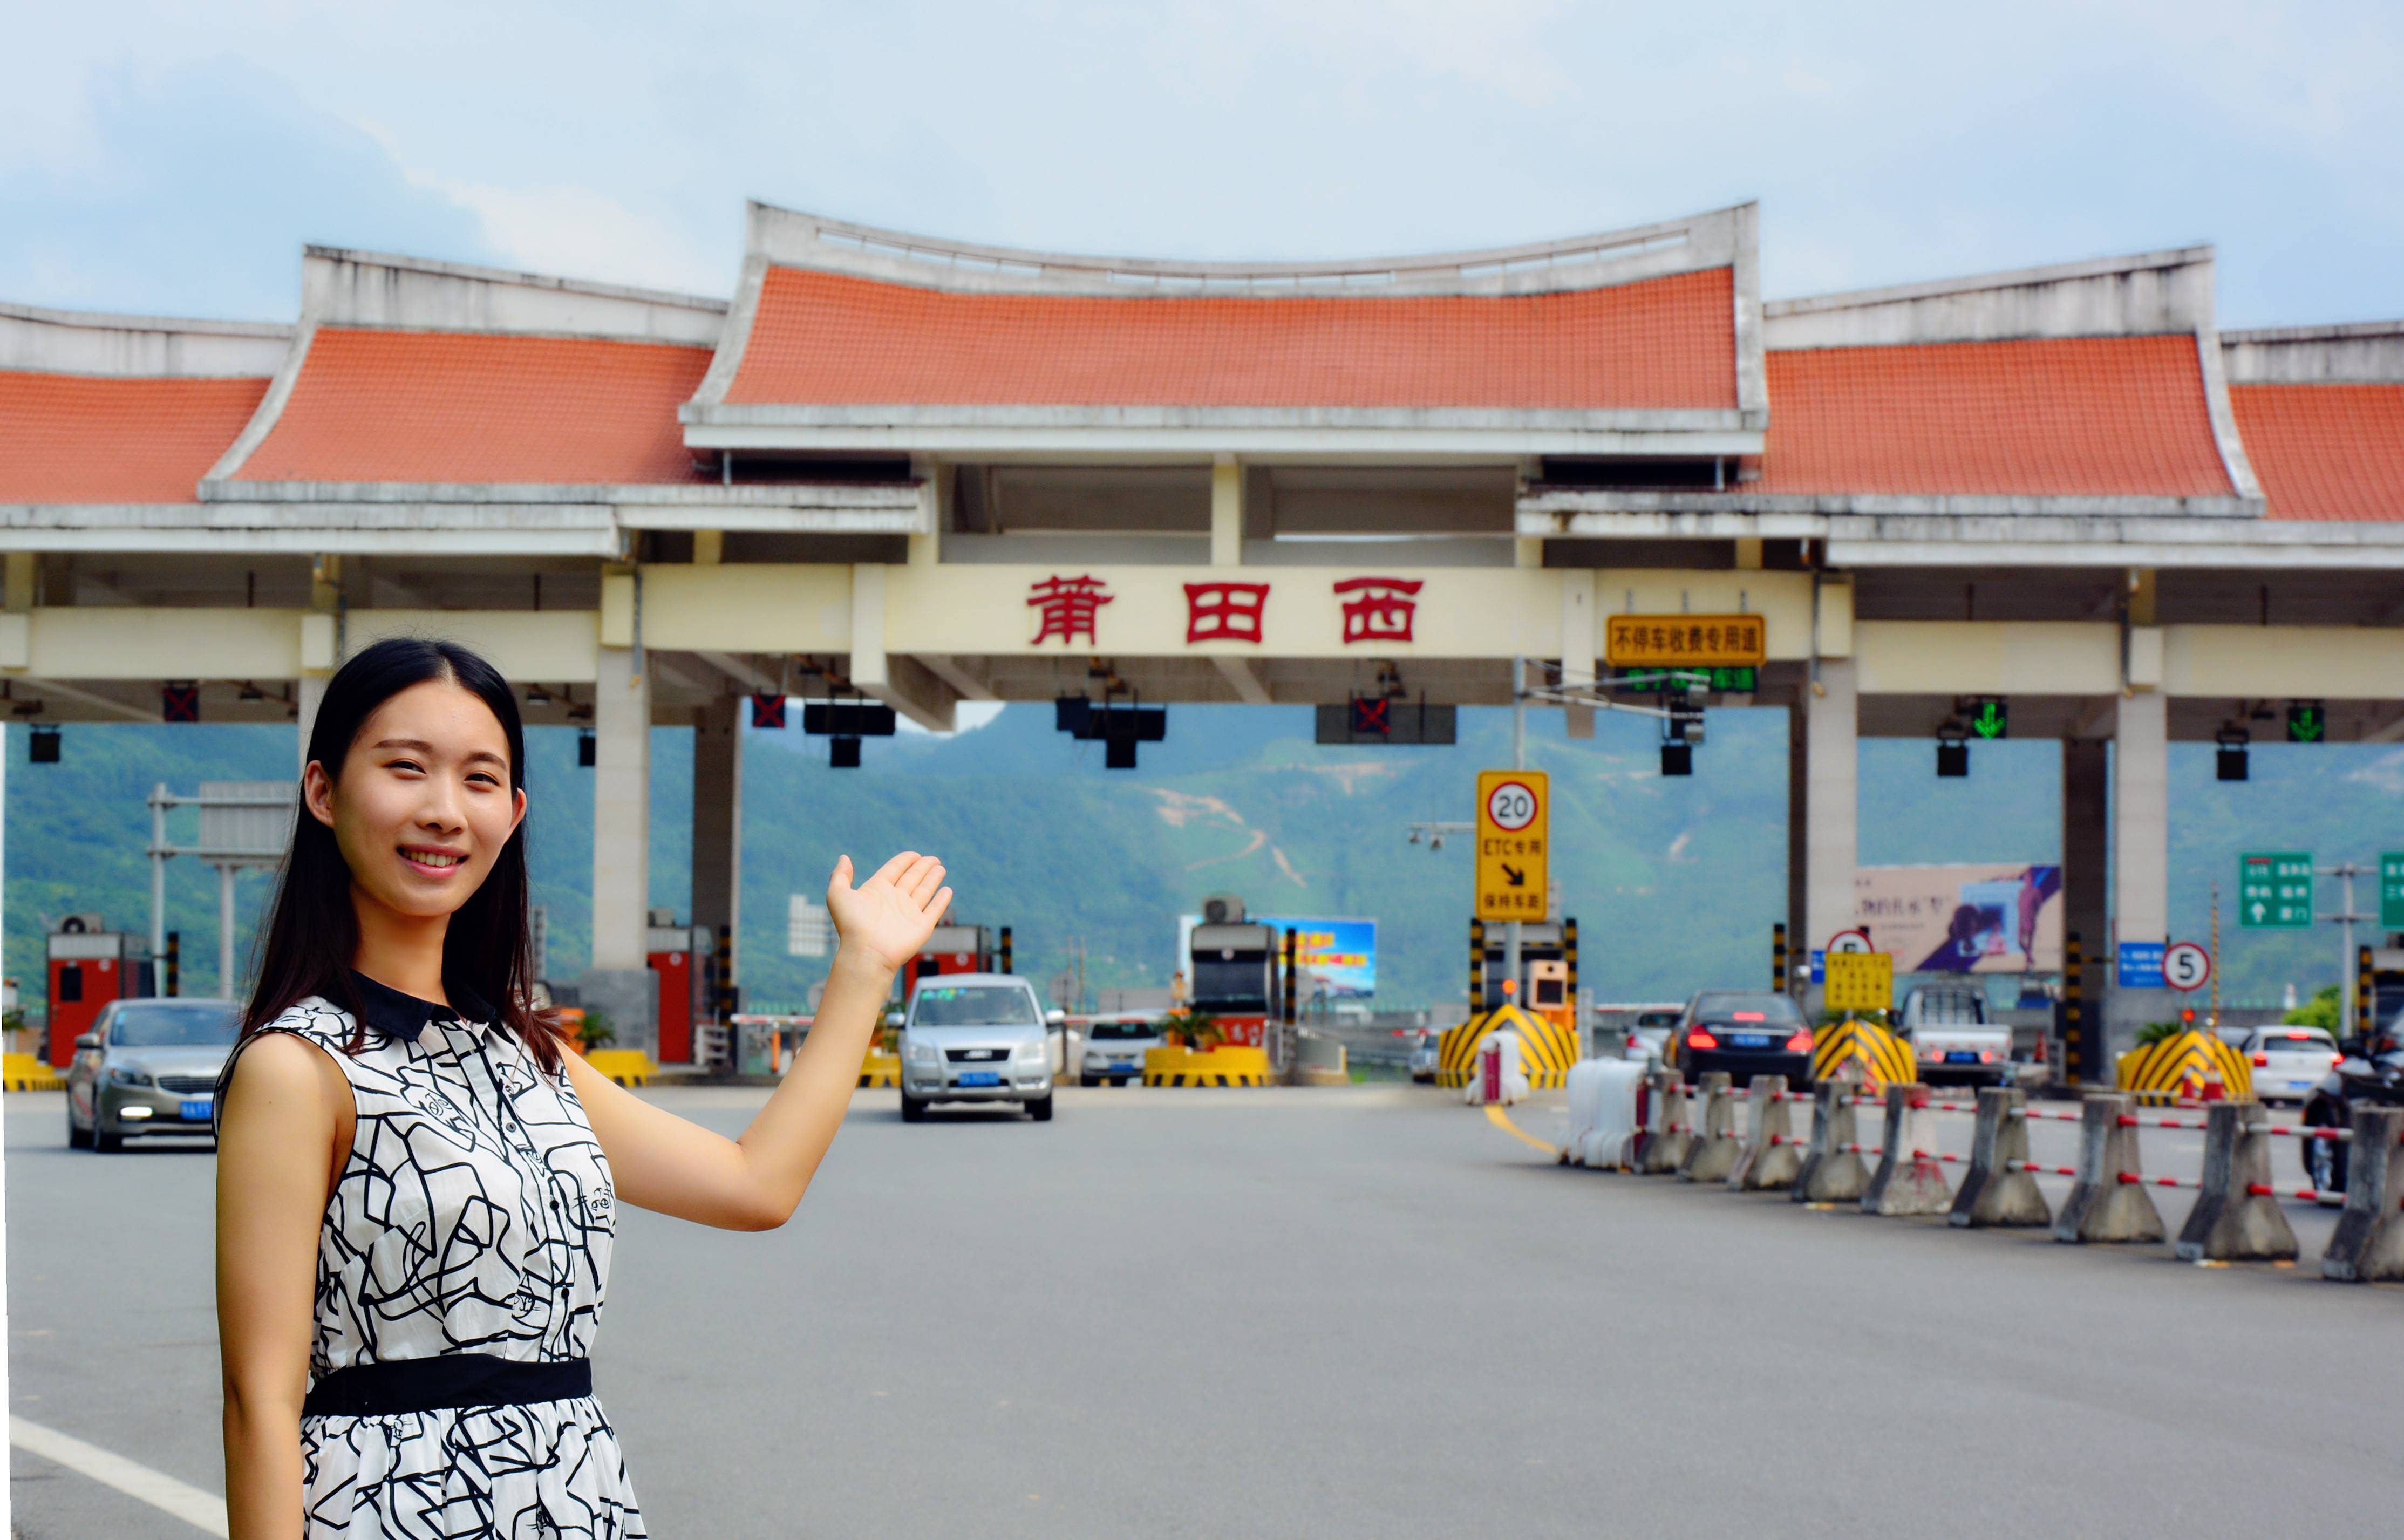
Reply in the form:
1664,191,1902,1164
509,786,527,839
302,760,338,829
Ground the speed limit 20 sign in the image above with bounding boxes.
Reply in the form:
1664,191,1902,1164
2162,941,2212,992
1474,769,1549,922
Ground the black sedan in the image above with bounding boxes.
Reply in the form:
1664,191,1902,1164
1665,990,1815,1091
2297,1015,2404,1200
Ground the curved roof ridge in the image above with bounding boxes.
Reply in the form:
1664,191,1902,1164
745,199,1754,298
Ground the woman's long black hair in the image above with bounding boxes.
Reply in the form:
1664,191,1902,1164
243,637,562,1071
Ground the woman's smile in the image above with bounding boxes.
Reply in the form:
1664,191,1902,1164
400,846,468,877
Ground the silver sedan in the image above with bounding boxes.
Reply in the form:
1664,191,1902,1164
64,998,242,1151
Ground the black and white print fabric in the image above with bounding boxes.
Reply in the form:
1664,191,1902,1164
222,986,645,1538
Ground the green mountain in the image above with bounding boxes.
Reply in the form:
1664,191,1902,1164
4,708,2396,1020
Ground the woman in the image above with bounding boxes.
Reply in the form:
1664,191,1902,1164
215,638,948,1538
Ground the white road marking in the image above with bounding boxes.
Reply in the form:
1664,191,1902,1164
10,1415,229,1537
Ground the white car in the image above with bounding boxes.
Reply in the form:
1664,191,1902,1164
1080,1013,1160,1086
898,975,1057,1122
1897,983,2011,1087
1613,1007,1683,1065
2243,1025,2340,1105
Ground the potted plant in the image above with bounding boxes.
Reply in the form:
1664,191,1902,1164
1157,1008,1222,1053
576,1009,616,1055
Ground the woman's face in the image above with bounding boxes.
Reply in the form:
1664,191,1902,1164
304,678,527,922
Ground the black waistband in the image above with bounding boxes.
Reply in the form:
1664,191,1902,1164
303,1355,591,1418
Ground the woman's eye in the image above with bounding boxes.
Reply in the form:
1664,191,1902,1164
387,759,425,774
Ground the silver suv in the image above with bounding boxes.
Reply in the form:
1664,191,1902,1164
898,975,1057,1122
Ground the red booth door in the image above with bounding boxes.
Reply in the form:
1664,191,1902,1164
649,950,693,1063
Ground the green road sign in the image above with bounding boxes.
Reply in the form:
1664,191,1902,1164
2287,701,2325,743
1610,666,1757,693
2239,850,2314,929
2383,852,2404,931
1967,697,2008,740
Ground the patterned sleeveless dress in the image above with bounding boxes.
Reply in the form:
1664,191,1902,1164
218,976,645,1538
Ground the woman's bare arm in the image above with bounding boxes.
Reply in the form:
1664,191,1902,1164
567,851,949,1231
217,1033,350,1540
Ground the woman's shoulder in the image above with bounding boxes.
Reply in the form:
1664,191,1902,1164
254,997,359,1046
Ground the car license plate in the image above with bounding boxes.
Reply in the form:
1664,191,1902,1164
1731,1034,1769,1049
1946,1051,1981,1064
180,1096,213,1121
2287,1080,2311,1090
957,1072,1001,1087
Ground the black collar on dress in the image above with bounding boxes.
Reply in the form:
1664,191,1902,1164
348,970,494,1044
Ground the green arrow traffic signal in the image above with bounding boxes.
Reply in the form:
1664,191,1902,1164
1969,698,2008,740
2287,702,2325,743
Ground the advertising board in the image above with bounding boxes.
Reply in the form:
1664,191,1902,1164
1852,863,2063,974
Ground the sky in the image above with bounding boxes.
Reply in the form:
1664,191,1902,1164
1,2,2397,329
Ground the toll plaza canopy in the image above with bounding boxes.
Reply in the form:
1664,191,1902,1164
3,199,2401,1059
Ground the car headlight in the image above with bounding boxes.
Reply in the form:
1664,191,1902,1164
108,1066,155,1088
905,1041,939,1065
1018,1039,1049,1062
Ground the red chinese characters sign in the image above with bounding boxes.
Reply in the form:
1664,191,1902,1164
1029,574,1113,646
1332,576,1422,645
1183,581,1271,644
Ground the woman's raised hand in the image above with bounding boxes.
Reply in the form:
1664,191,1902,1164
825,852,951,972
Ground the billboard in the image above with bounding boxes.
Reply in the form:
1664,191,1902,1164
1851,864,2062,974
1176,915,1378,998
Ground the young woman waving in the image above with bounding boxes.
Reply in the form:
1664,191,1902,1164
215,638,946,1538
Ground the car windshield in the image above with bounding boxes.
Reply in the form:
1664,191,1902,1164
1911,991,1985,1024
109,1000,241,1048
911,986,1041,1028
1690,993,1804,1028
1636,1010,1681,1029
1190,956,1270,1013
1089,1021,1156,1041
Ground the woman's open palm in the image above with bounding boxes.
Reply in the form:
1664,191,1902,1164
826,851,951,970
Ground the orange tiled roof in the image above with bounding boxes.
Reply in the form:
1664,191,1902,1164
234,329,712,485
0,371,269,503
1759,336,2234,498
726,265,1737,411
2229,383,2404,522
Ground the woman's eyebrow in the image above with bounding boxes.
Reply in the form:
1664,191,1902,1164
371,737,508,768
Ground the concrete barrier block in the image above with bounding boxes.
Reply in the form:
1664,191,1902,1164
1563,1058,1647,1169
1679,1072,1739,1183
2322,1106,2404,1282
1729,1074,1803,1192
1637,1069,1692,1174
2176,1101,2299,1262
2053,1093,2166,1244
1795,1081,1868,1204
1950,1086,2050,1229
1862,1084,1951,1216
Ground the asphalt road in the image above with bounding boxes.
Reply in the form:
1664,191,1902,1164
8,1082,2401,1539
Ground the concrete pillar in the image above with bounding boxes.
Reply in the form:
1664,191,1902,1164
1560,570,1595,738
691,692,743,1009
2061,737,2110,1082
2106,688,2173,1060
1210,454,1242,566
296,674,328,772
1803,660,1859,963
1787,696,1809,966
581,645,655,1055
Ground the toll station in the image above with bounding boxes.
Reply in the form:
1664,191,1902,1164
3,201,2400,1062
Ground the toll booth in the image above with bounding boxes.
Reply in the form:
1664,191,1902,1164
645,921,711,1065
1467,918,1579,1032
2363,946,2404,1045
908,923,1007,996
47,916,152,1066
1189,896,1283,1049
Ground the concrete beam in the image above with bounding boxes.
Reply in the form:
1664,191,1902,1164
912,654,998,703
1211,456,1243,567
1210,655,1272,705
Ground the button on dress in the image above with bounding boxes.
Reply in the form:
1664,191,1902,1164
220,990,645,1538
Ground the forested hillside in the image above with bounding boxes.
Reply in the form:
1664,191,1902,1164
4,706,2394,1018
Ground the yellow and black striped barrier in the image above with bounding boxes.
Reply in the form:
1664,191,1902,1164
1810,1017,1916,1092
2117,1030,2250,1105
859,1050,902,1089
1141,1046,1271,1087
2,1053,62,1092
583,1049,655,1088
1435,1005,1578,1091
